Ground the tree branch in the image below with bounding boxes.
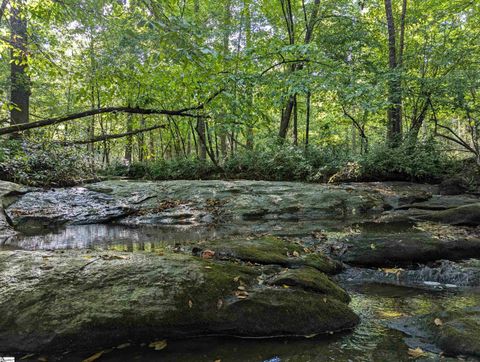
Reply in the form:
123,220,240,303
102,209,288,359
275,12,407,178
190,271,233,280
0,90,222,136
59,124,166,146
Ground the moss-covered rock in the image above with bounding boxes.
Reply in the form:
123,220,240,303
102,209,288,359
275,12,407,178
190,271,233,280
415,203,480,226
335,231,480,267
268,267,350,303
388,307,480,358
194,236,343,274
0,249,358,353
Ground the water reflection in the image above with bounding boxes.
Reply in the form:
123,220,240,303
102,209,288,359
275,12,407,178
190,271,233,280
1,224,225,251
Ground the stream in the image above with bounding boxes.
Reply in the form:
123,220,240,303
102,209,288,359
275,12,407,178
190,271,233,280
2,180,480,361
4,223,480,362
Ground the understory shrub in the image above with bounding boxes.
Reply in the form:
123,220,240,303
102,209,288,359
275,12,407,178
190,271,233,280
356,139,452,182
105,140,452,183
104,157,218,180
0,141,97,186
4,138,455,186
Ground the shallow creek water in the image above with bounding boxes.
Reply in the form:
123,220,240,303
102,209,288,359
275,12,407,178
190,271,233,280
5,224,480,362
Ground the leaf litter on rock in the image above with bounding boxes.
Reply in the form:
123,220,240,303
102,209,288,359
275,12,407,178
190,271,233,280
148,339,167,351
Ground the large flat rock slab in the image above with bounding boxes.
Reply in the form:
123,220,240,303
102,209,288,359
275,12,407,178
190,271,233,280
5,180,440,234
0,250,358,353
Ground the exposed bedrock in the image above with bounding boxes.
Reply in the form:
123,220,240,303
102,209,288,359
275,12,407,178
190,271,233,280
0,249,357,353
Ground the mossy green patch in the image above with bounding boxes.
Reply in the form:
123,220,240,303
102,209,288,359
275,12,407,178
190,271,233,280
268,267,350,303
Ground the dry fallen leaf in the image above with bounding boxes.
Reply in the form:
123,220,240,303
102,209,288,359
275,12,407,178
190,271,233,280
282,284,290,289
237,285,246,291
370,243,376,250
188,300,193,308
378,310,404,318
101,255,127,260
407,347,428,358
381,268,404,276
235,290,249,299
82,351,104,362
201,249,215,259
20,354,35,360
217,299,224,309
434,318,443,326
233,276,240,282
149,339,167,351
292,251,300,257
204,266,212,269
116,342,131,349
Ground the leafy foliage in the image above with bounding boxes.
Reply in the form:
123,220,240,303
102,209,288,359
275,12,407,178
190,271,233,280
0,142,97,186
0,0,479,185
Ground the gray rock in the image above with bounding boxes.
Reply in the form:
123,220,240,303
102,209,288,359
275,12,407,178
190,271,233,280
0,181,27,243
6,180,442,235
335,231,480,267
414,203,480,226
0,250,358,353
388,307,480,357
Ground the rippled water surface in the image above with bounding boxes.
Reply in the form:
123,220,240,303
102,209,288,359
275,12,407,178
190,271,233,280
6,224,480,362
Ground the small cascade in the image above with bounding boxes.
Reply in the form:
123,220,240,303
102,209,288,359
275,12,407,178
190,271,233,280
338,260,480,288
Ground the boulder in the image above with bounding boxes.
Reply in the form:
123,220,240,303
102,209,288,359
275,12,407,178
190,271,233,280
6,187,133,232
0,181,26,243
415,203,480,226
439,176,470,196
0,250,358,353
267,267,350,302
334,231,480,267
192,236,343,274
388,307,480,358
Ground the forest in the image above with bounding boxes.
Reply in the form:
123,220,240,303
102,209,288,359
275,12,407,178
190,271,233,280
1,1,480,362
0,0,479,186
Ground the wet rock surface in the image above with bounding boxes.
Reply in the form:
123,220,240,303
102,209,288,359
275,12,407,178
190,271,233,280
336,259,480,289
0,248,357,353
0,181,28,243
3,179,480,359
333,231,480,267
388,307,480,358
192,236,343,274
5,180,438,233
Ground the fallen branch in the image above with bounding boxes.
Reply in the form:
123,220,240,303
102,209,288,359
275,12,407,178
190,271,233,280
0,89,223,136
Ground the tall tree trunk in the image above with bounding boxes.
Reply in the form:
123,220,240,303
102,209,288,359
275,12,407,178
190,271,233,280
196,118,207,160
293,95,298,145
138,117,145,161
244,0,254,149
305,91,311,149
278,0,320,139
384,0,403,146
219,0,232,160
87,36,96,154
10,0,30,133
194,0,207,160
125,115,133,162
